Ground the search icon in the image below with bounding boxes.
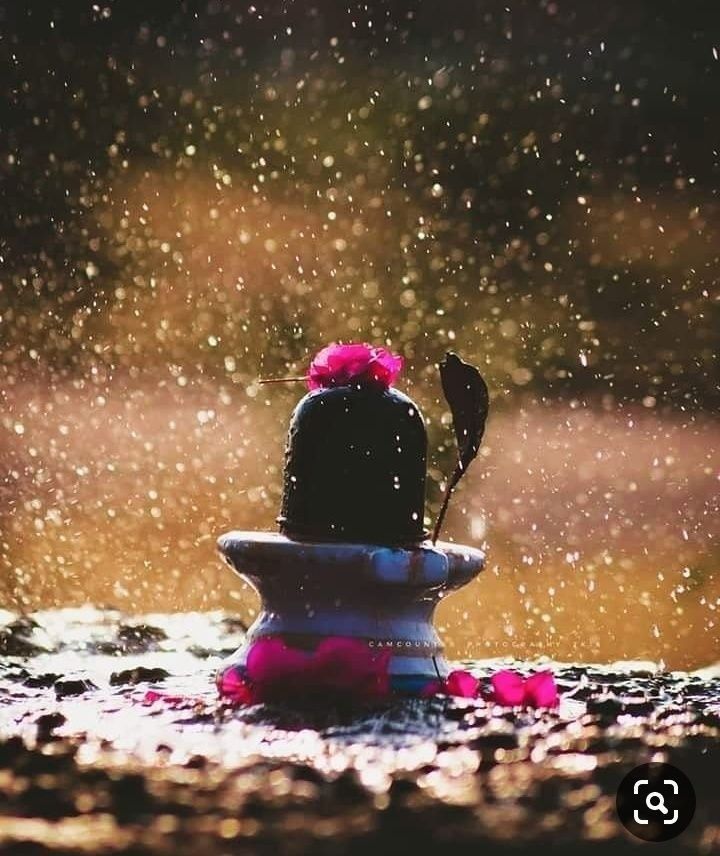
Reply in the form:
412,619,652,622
617,762,695,841
646,791,668,814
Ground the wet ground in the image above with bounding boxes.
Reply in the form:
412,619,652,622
0,609,718,855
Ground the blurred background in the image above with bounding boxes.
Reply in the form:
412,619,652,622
1,1,718,669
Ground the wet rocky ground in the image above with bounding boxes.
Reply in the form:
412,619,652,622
0,608,718,855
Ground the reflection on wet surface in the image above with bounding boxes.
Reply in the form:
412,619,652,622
1,608,718,854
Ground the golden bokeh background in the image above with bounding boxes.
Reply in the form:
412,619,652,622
1,2,718,668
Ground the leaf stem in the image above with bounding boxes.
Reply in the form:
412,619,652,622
431,466,461,544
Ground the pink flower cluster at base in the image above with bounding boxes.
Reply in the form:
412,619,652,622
217,636,559,709
217,636,391,705
308,343,403,390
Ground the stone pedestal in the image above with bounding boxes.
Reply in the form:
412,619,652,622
217,531,485,694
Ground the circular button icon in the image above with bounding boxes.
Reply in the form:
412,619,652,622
616,762,695,842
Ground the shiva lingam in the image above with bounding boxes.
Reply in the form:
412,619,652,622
216,344,488,702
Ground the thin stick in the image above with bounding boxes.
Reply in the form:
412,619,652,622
431,467,461,544
258,376,308,384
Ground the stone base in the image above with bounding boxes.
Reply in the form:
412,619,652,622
216,531,485,693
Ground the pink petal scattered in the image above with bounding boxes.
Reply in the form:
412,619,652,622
444,670,481,698
308,343,403,390
489,670,527,706
216,667,255,705
523,670,559,708
142,690,163,704
141,689,198,708
487,669,560,708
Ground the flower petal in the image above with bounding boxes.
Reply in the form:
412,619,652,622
489,669,526,706
142,689,200,707
444,669,480,698
523,671,559,708
246,637,310,687
308,343,402,390
314,637,390,698
368,349,403,386
237,636,392,703
216,667,255,704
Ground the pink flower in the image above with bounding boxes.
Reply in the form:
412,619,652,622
307,637,391,698
421,668,559,708
216,668,255,705
421,669,480,699
308,343,403,390
445,669,481,698
487,669,559,708
216,640,559,710
217,635,391,704
245,637,308,692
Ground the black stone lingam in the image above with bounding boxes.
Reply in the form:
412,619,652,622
279,384,426,544
217,346,485,698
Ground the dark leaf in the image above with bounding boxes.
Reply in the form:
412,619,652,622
440,351,489,473
432,352,489,543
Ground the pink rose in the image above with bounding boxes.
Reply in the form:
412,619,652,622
216,668,255,705
421,669,480,699
487,669,559,708
217,635,391,705
421,668,559,708
308,343,403,390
